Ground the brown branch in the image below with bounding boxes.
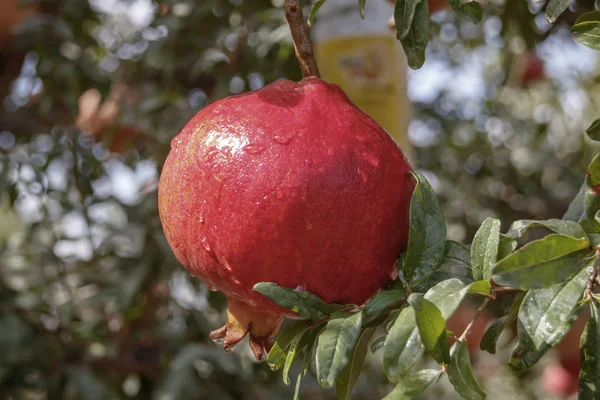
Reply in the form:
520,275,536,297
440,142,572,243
284,0,320,79
458,297,490,343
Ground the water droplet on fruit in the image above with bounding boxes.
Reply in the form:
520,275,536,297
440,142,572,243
201,237,213,254
357,168,367,182
224,343,236,352
327,148,335,156
212,337,224,345
198,213,204,224
360,152,380,167
272,131,296,144
341,144,348,150
243,144,265,154
208,285,218,292
356,132,367,142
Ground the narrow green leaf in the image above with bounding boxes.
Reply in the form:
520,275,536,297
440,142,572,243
424,278,490,320
293,325,325,400
441,240,472,275
382,369,442,400
335,328,376,400
371,336,386,353
253,282,342,320
563,181,586,222
585,118,600,142
316,311,363,388
308,0,327,27
358,0,367,19
480,292,526,355
491,234,591,289
408,294,449,364
402,172,446,283
268,320,311,371
283,328,310,385
447,0,483,23
400,0,430,69
546,0,574,23
471,217,501,281
585,154,600,222
363,289,406,317
509,265,591,371
498,234,517,261
447,341,486,400
573,16,600,50
394,0,422,40
579,300,600,398
383,307,424,381
508,219,588,240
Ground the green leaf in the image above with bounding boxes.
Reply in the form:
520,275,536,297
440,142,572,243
491,234,591,289
371,336,386,353
67,367,118,400
400,0,430,69
335,328,376,400
447,0,483,23
382,369,442,400
402,172,446,283
308,0,327,27
579,300,600,398
585,118,600,142
363,289,406,317
440,240,472,275
447,341,486,400
424,278,490,320
498,234,517,261
585,154,600,221
408,294,449,364
471,217,501,281
283,327,310,385
394,0,422,40
563,182,586,222
508,219,588,240
572,12,600,50
546,0,574,23
358,0,367,19
268,320,311,371
316,311,363,388
293,325,325,400
509,265,591,371
253,282,342,320
383,307,424,381
480,292,526,355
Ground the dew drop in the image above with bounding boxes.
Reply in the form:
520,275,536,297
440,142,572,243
357,167,367,182
223,343,236,353
198,213,204,224
201,237,213,253
243,144,265,154
212,337,224,345
327,148,335,156
208,285,218,292
272,131,296,144
360,151,380,167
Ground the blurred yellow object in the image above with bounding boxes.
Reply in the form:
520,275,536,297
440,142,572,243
313,0,414,163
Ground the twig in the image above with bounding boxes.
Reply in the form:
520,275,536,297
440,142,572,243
284,0,320,78
458,298,490,343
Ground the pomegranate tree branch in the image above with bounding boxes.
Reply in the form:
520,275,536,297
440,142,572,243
285,0,321,78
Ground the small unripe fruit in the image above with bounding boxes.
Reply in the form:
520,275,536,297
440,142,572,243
158,78,414,358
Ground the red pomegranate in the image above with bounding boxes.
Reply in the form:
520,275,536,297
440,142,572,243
158,77,414,359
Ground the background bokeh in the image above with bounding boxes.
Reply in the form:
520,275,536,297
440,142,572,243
1,0,599,399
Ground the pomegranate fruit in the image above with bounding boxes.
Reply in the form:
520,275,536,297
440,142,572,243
158,77,414,359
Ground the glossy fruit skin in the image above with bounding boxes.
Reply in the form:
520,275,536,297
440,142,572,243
158,77,414,356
